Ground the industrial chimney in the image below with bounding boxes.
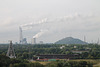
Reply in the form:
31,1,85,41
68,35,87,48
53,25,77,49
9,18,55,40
32,38,36,45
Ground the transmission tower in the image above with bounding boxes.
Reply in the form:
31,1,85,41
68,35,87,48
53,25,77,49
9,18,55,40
97,38,99,45
19,26,23,44
6,41,16,58
84,36,86,42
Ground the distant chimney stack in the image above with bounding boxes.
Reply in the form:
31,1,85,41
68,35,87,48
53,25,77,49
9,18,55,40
32,38,36,45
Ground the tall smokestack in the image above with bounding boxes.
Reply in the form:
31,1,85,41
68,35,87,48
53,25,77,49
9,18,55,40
32,29,48,45
97,38,99,45
32,38,36,45
19,26,23,44
84,36,86,42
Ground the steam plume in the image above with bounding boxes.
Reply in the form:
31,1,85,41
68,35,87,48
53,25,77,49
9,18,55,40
33,29,48,38
21,18,47,27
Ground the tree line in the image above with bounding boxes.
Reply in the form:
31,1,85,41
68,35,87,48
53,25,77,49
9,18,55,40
0,54,95,67
0,44,100,59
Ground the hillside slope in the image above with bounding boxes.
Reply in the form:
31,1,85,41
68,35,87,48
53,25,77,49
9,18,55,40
55,37,88,44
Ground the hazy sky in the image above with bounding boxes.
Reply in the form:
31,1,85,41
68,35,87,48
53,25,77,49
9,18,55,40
0,0,100,44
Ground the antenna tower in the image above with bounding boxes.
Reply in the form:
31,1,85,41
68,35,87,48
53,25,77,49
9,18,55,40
84,36,86,42
97,38,99,44
19,27,23,44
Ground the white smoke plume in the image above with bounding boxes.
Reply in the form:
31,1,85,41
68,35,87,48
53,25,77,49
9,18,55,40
20,13,94,31
21,18,47,27
20,18,47,30
33,29,48,38
21,22,34,27
21,13,93,28
54,13,94,23
59,13,81,21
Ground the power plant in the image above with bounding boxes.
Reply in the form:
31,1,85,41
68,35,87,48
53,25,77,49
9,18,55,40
18,19,48,45
19,27,27,44
19,26,45,45
19,26,43,45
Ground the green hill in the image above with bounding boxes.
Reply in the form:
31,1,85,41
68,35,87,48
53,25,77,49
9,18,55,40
55,37,88,44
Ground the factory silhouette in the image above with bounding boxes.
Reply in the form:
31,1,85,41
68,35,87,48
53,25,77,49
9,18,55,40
19,26,44,45
19,26,100,45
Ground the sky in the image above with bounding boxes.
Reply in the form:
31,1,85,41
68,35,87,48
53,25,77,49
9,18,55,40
0,0,100,44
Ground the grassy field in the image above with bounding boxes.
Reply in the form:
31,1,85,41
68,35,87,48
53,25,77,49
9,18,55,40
69,59,100,67
31,59,100,67
70,59,100,67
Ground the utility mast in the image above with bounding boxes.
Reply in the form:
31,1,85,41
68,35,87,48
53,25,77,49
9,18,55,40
6,41,16,58
97,38,99,45
84,36,86,42
19,26,23,44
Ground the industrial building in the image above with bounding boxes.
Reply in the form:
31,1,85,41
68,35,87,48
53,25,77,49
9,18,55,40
19,27,27,45
34,54,80,61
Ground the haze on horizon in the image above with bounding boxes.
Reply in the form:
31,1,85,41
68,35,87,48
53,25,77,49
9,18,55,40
0,0,100,44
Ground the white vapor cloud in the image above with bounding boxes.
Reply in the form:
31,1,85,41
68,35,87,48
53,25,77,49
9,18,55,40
21,18,47,27
20,18,47,30
33,29,48,38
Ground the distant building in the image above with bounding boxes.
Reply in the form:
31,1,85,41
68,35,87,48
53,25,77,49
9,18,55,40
71,50,89,54
23,38,27,45
60,46,65,49
74,46,77,48
32,38,36,45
